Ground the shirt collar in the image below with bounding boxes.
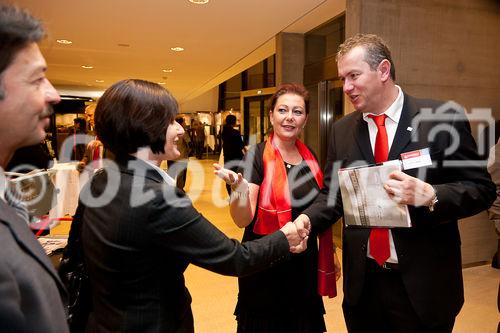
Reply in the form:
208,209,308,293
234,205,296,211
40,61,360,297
363,85,404,123
142,159,176,186
0,169,5,202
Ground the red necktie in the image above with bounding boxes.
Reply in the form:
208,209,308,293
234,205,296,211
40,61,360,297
368,114,390,265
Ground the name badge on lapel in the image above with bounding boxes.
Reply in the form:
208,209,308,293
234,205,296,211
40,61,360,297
400,148,432,170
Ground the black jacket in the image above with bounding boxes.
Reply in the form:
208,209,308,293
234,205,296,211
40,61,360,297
79,156,290,332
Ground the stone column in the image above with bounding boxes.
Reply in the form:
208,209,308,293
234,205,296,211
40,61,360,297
276,32,305,85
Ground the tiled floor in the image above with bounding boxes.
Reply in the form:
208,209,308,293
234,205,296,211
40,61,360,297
49,157,500,332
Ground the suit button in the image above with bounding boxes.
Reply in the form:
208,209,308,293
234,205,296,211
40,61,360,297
361,244,366,251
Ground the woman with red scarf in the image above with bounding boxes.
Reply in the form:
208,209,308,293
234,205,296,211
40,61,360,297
214,83,341,333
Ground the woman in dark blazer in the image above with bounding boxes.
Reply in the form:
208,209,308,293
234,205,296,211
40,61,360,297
77,79,308,332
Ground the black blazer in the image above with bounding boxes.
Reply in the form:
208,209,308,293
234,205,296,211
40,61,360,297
80,156,290,332
0,200,69,333
304,93,495,326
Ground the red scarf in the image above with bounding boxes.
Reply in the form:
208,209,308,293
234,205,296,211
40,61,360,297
254,133,337,298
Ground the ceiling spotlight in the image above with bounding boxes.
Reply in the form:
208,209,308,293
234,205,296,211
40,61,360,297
81,65,93,69
170,47,184,52
162,69,173,73
95,79,104,83
189,0,209,4
56,39,72,45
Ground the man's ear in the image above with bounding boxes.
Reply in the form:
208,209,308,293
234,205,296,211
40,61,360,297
378,59,392,82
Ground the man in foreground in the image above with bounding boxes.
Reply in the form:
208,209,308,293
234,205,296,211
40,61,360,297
0,4,69,332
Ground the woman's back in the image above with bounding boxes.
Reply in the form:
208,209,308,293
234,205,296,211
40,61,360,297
82,162,194,332
80,156,294,332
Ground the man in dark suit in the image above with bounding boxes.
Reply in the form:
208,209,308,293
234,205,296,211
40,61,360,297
0,5,69,332
295,34,495,332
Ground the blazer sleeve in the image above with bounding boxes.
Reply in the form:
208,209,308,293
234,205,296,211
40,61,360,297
146,186,290,277
302,123,344,233
417,107,496,224
0,265,29,333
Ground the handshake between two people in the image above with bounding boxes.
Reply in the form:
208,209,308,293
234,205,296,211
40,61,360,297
213,163,310,254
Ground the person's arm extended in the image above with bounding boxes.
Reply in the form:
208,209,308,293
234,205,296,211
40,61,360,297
147,188,309,277
214,163,257,228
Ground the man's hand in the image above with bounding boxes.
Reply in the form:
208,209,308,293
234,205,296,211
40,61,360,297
384,170,435,207
294,214,311,239
280,222,308,253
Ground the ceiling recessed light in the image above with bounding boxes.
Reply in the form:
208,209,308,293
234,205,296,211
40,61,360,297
162,69,173,73
95,79,104,83
81,65,93,69
170,47,184,52
157,82,166,85
189,0,209,4
56,39,72,45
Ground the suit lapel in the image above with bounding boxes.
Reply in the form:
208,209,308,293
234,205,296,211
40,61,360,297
353,114,375,164
0,200,65,291
388,93,420,160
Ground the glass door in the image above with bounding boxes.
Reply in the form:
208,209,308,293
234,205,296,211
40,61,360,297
243,96,270,146
318,80,344,166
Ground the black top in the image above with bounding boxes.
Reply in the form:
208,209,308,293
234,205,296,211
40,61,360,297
79,156,291,332
7,143,51,172
235,142,325,332
221,125,244,162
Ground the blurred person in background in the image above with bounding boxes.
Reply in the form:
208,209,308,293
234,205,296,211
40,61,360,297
221,114,245,195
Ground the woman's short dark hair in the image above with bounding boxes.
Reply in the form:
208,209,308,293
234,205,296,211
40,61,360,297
268,83,310,114
95,79,178,156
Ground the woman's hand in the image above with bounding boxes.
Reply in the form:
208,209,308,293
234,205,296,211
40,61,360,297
213,163,248,193
280,222,308,253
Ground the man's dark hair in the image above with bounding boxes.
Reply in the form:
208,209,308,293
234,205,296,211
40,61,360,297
0,5,45,99
225,114,237,126
95,79,178,157
175,117,185,126
73,118,87,133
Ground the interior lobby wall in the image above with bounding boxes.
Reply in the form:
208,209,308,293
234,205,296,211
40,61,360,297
346,0,500,126
276,32,305,85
